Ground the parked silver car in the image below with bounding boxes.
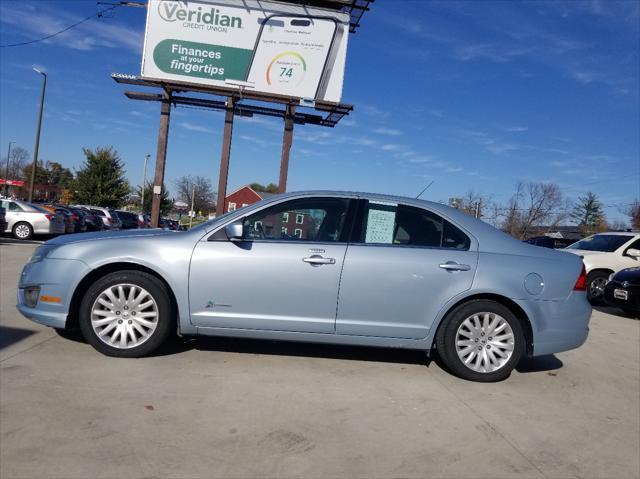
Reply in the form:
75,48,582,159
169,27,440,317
17,192,591,381
2,199,65,240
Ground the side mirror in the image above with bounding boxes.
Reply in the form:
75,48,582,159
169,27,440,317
224,221,244,241
627,248,640,258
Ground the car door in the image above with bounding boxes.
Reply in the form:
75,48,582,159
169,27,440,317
189,196,355,333
336,200,478,339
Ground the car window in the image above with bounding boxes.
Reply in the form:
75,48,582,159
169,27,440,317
91,209,105,216
567,234,634,252
624,239,640,254
2,201,24,212
359,202,470,250
243,198,349,242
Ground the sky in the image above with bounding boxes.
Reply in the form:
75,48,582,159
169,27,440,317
0,0,638,224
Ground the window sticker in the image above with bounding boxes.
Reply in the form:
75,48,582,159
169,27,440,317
366,203,397,244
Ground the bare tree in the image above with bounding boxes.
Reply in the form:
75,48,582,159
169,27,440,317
501,181,567,239
623,200,640,229
174,175,216,214
449,190,493,219
2,146,30,180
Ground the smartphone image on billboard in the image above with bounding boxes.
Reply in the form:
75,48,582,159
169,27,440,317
246,15,340,100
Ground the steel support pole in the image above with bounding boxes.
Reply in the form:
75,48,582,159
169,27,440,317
29,71,47,202
216,97,234,216
4,141,14,197
141,154,149,211
278,104,296,194
150,91,171,227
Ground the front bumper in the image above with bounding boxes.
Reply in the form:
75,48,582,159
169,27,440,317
524,292,592,356
604,282,640,312
17,258,90,329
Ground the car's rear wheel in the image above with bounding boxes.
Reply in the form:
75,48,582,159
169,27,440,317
435,300,525,382
79,270,173,357
12,222,33,240
587,271,609,304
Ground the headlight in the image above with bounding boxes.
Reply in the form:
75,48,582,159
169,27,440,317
28,244,57,263
24,286,40,307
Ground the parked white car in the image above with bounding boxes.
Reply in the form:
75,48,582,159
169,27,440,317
566,232,640,303
1,199,66,240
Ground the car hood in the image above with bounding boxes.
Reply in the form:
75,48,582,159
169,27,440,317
45,228,179,246
612,267,640,285
565,249,606,256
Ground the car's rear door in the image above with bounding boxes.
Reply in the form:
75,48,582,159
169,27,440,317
189,196,356,333
336,200,478,339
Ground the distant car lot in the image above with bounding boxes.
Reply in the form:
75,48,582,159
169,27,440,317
1,241,638,478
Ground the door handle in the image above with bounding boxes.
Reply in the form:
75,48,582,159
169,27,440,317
303,255,336,266
439,262,471,271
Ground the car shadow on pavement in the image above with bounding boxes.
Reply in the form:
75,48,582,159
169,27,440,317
0,326,35,349
153,335,430,366
516,354,563,373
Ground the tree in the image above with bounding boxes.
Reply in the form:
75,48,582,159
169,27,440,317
22,161,49,185
136,181,172,215
448,191,491,218
626,200,640,229
1,146,30,180
174,175,216,214
570,192,607,236
501,181,567,239
250,182,278,193
46,161,74,188
72,147,130,207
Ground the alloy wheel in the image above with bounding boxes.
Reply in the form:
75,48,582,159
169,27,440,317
90,283,159,349
455,312,515,373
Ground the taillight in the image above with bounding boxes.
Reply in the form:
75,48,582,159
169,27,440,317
108,217,115,223
574,263,587,291
71,214,78,221
44,214,54,221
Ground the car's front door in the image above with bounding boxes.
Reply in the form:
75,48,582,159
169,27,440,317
336,200,478,339
189,197,354,333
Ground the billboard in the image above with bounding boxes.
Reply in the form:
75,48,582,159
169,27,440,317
142,0,350,102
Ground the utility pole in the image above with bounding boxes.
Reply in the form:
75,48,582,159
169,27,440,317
189,184,196,229
140,153,149,211
29,68,47,202
4,141,14,197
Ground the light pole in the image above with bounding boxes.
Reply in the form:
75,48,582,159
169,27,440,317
4,141,14,197
28,68,47,202
140,153,150,211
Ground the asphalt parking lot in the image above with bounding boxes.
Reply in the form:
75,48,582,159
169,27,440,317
1,240,639,479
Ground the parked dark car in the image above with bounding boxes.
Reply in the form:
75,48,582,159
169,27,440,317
604,268,640,317
115,210,141,230
0,205,7,234
71,207,103,232
524,236,575,249
54,206,86,233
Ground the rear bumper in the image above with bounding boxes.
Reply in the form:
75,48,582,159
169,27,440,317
525,292,592,356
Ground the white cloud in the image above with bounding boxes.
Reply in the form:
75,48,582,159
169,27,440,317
374,127,403,136
180,122,214,134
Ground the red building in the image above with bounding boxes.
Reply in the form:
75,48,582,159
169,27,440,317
224,185,275,213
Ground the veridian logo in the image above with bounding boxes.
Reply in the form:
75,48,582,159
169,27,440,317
158,1,243,28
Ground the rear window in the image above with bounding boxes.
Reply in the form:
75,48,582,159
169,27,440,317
91,209,105,216
109,210,120,219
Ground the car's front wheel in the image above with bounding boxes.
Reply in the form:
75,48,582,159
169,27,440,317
79,270,174,357
435,300,525,382
586,271,609,304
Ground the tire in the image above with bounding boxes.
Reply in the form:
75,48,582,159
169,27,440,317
12,222,33,240
435,300,525,382
78,270,174,357
587,271,609,304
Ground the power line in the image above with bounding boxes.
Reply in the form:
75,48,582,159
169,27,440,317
0,5,119,48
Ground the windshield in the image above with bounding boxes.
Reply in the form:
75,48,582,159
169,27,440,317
567,234,633,252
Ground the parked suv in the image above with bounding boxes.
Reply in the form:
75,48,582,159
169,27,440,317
566,232,640,303
73,206,121,230
1,199,66,240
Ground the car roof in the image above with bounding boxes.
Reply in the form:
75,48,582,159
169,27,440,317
592,232,638,236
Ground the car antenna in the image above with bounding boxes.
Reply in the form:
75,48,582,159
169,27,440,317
416,181,434,199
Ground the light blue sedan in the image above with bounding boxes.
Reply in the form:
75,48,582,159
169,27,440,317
17,192,591,381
